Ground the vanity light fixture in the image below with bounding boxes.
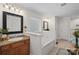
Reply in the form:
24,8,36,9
2,3,23,13
43,18,48,22
43,17,49,22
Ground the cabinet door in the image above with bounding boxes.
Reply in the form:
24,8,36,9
7,48,18,55
1,51,7,55
1,45,10,55
16,46,27,55
8,46,27,55
0,48,2,54
7,46,26,55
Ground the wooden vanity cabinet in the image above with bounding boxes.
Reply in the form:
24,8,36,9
0,39,30,55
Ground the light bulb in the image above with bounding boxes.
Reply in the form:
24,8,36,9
16,9,19,12
5,5,9,9
11,7,14,10
3,3,9,9
20,10,23,13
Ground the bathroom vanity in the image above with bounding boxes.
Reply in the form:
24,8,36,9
0,11,30,55
0,36,30,55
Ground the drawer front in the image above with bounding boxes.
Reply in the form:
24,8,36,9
11,41,25,48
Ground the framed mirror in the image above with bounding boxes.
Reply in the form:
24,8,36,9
43,21,49,31
3,11,23,34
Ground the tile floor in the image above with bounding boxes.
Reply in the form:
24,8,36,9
49,39,76,55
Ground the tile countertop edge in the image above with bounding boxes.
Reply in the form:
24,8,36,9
0,36,30,47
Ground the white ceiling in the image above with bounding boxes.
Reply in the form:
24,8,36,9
16,3,79,16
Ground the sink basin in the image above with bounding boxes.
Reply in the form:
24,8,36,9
8,37,23,42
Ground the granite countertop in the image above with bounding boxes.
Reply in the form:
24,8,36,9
0,36,30,46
